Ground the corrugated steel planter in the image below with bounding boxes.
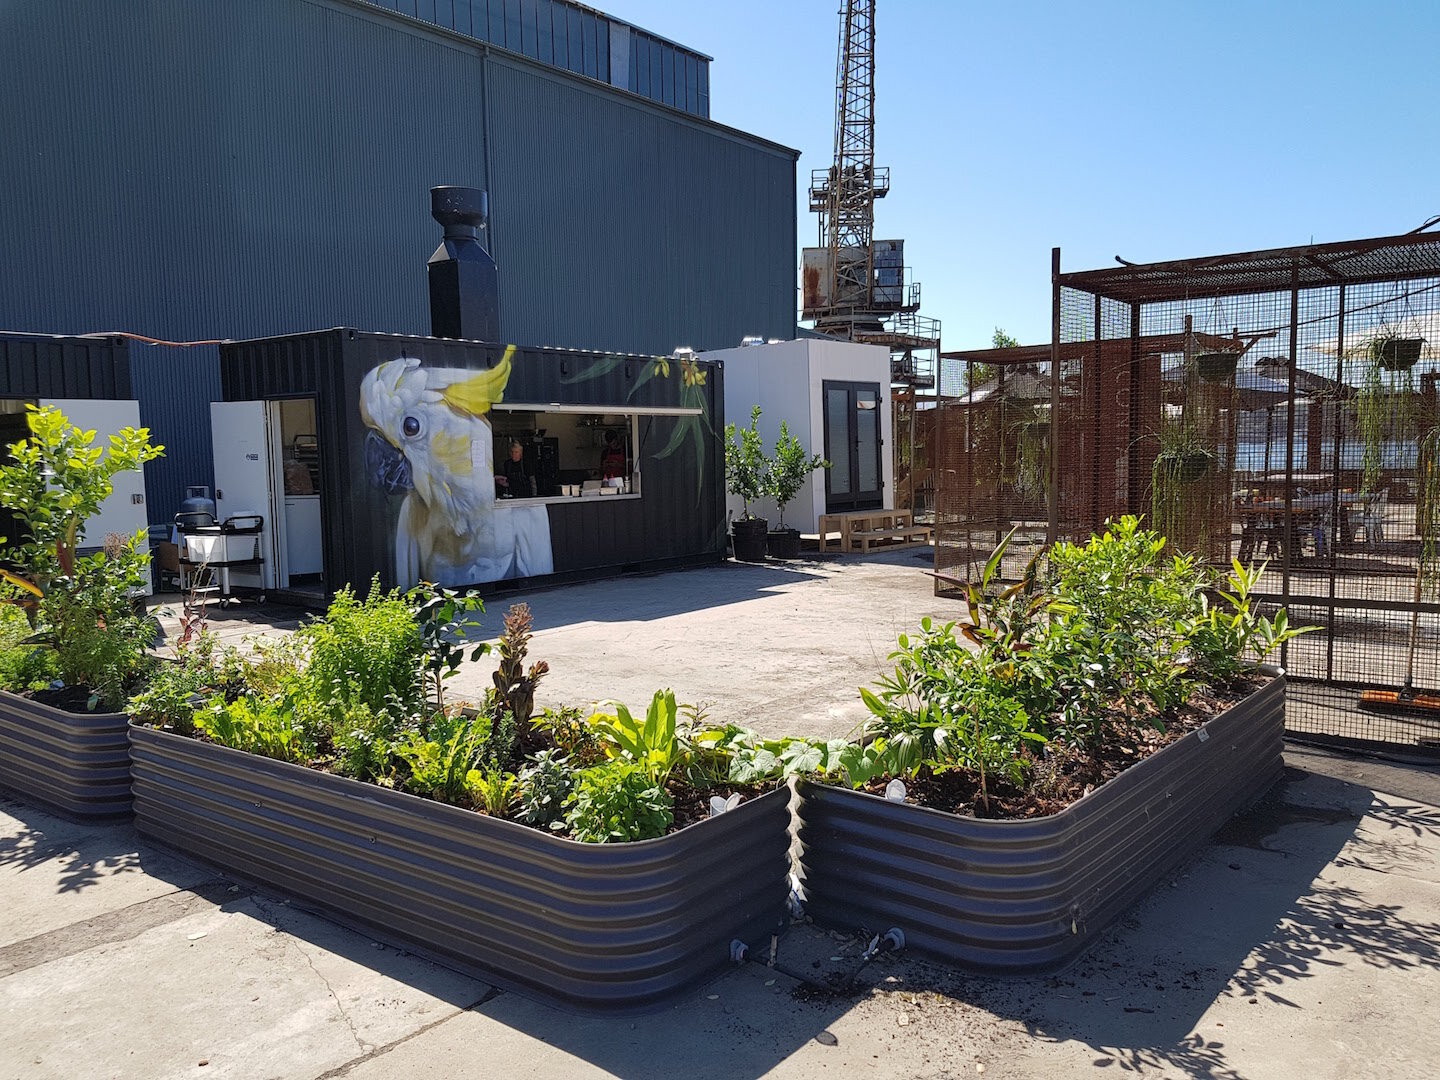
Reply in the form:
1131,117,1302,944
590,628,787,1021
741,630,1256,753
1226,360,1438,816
128,725,790,1012
0,691,133,820
795,673,1285,973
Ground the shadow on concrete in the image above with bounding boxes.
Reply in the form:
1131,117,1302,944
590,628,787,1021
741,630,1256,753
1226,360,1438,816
0,792,151,895
801,767,1440,1080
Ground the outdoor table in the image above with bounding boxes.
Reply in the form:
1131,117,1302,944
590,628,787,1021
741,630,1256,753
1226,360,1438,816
817,508,915,553
1235,494,1333,563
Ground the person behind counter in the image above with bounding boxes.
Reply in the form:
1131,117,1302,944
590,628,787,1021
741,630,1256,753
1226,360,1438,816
495,440,536,498
600,429,627,481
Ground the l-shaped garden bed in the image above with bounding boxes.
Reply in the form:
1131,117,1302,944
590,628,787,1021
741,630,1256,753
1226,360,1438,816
128,723,792,1013
794,670,1284,972
0,691,133,820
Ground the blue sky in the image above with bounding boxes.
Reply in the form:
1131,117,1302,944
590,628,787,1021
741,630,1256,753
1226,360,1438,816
601,0,1439,349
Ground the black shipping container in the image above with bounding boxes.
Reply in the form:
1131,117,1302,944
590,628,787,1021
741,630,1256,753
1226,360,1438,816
0,332,132,400
219,329,726,595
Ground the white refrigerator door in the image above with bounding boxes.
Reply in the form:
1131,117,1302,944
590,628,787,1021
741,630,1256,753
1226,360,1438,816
210,401,277,590
38,398,153,593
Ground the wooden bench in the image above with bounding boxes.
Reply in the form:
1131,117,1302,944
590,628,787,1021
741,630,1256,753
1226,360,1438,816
818,509,917,553
849,525,933,553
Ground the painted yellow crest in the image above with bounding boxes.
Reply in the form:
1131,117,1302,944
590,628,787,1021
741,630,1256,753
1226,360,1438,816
439,344,516,416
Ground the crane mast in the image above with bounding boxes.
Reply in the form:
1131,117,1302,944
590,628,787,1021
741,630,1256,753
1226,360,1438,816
802,0,938,388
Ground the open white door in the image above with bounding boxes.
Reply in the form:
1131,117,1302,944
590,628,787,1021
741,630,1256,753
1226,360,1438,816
40,398,153,592
210,401,278,590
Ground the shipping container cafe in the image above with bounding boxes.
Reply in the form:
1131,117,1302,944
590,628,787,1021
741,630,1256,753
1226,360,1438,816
213,328,725,601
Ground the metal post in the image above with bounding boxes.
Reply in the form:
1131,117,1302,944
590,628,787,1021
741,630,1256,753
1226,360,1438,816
1325,285,1346,682
1048,247,1061,547
1281,268,1300,670
1128,301,1142,513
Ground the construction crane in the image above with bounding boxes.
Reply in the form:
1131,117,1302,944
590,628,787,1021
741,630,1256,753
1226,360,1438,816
802,0,939,389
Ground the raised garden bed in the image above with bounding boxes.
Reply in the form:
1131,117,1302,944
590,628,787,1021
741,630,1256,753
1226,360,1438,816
793,671,1284,973
128,723,791,1013
0,690,132,820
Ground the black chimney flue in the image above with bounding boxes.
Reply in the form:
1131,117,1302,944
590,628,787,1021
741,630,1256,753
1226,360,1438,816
428,186,499,342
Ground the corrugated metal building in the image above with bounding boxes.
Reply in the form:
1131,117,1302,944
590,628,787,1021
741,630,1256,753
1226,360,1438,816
0,0,797,524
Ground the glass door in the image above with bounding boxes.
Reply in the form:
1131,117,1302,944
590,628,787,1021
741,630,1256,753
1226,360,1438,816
823,381,884,513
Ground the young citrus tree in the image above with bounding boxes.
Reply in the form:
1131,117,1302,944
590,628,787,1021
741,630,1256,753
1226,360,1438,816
0,405,164,708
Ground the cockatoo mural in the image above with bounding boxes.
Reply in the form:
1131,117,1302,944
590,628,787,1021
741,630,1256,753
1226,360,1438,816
359,346,553,588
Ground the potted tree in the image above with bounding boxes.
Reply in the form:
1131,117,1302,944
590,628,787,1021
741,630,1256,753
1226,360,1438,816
725,405,770,562
765,421,828,559
0,405,163,819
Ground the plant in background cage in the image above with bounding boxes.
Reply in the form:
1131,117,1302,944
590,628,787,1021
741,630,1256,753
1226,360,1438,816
1150,421,1216,552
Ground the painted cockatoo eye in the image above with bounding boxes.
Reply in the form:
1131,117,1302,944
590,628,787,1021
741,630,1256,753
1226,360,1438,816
402,415,422,439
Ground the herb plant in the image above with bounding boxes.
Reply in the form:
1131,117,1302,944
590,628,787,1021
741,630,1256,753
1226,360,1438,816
564,761,673,843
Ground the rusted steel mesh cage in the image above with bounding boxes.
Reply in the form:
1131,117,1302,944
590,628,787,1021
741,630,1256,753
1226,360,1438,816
939,229,1440,753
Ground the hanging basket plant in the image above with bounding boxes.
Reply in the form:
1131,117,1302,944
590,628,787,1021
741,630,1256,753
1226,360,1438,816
1372,335,1424,372
1195,352,1239,383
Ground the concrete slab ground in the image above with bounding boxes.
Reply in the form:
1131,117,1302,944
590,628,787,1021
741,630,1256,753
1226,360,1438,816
3,748,1438,1080
157,549,953,741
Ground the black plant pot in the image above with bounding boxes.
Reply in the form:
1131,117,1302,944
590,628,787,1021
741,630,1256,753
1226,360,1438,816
1376,338,1423,371
731,517,769,562
766,527,801,560
1178,450,1213,483
1196,353,1238,382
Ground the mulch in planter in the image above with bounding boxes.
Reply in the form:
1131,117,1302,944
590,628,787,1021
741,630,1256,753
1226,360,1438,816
854,674,1266,819
23,685,101,712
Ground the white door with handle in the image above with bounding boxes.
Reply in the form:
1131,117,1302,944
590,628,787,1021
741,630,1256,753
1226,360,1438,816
210,401,278,590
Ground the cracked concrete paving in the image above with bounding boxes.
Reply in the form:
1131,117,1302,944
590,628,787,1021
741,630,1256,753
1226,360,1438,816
3,749,1439,1080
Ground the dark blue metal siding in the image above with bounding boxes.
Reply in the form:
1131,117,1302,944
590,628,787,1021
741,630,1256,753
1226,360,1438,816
485,56,797,355
0,0,793,493
129,346,225,526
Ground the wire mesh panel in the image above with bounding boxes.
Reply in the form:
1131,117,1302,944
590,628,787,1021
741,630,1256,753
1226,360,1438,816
933,355,1054,595
1053,231,1440,753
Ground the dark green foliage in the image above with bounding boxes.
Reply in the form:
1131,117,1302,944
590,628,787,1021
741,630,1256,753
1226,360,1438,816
532,705,606,766
564,761,673,843
519,749,576,830
860,518,1308,797
408,582,488,710
331,703,406,782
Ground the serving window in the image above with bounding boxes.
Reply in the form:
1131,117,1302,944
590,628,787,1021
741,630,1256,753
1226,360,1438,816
489,409,639,501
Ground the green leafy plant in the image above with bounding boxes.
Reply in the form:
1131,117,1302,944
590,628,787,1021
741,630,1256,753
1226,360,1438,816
518,748,576,830
195,695,310,763
591,689,679,784
724,405,769,519
564,760,673,843
491,603,548,738
0,604,58,692
0,406,164,708
532,704,607,766
394,711,489,805
468,766,520,817
331,702,406,782
409,582,488,711
301,577,424,720
1189,559,1314,682
766,421,827,529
